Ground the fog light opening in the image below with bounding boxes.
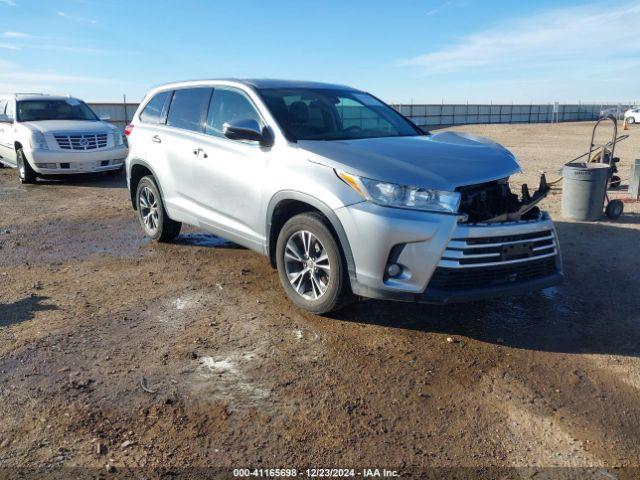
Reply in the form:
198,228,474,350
386,263,402,278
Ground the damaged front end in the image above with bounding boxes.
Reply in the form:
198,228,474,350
457,174,550,223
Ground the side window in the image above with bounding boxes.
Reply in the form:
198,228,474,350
205,88,264,138
139,91,171,124
0,99,6,116
166,88,212,132
5,100,15,120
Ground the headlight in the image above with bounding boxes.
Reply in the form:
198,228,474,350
113,130,125,146
30,131,49,150
337,171,460,214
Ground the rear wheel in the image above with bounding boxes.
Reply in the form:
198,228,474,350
276,212,353,314
135,176,181,242
17,148,37,184
627,116,635,124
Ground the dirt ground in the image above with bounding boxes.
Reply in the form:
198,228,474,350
1,122,640,479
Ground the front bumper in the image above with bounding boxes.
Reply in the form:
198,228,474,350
25,146,129,174
335,202,563,304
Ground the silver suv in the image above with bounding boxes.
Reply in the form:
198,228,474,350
125,79,563,314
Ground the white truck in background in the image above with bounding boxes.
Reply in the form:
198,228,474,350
0,93,128,183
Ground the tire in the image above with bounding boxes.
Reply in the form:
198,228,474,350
135,176,181,242
275,212,353,314
627,117,635,125
16,148,37,184
605,199,624,219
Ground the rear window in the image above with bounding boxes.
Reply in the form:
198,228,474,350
166,88,212,132
139,91,171,124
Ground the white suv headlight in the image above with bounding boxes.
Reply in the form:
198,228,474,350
337,171,460,214
30,131,49,150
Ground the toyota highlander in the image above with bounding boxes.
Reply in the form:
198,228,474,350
125,79,563,314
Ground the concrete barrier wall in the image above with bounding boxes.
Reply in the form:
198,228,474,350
87,102,632,131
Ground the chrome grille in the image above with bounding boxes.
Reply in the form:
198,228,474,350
438,229,557,269
55,133,108,150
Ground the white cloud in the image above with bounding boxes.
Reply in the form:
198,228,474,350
0,60,120,100
57,11,97,24
35,44,124,54
426,1,452,16
0,35,130,55
0,0,17,6
398,2,640,74
4,31,32,38
0,71,112,84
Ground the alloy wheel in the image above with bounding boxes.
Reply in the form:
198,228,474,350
284,230,331,300
139,186,159,234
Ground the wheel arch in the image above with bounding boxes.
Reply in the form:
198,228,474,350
266,191,356,279
128,159,164,210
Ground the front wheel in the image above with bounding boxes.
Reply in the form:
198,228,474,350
276,212,353,314
17,148,37,184
627,117,636,125
135,176,181,242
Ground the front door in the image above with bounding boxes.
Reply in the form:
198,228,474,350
190,87,272,250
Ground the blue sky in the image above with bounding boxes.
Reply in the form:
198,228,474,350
0,0,638,103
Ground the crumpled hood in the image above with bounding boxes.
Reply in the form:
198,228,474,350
21,120,114,134
298,131,521,191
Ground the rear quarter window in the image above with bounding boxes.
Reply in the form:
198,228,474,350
139,91,172,124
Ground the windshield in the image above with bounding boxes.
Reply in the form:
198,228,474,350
258,88,422,141
17,99,98,122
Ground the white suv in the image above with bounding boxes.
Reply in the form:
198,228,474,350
624,107,640,125
0,94,128,183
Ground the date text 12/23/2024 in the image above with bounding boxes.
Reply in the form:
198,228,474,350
233,469,400,477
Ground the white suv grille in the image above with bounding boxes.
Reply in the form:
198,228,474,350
54,133,109,150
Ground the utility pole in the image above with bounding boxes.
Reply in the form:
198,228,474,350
123,94,128,125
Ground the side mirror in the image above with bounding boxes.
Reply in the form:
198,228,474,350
99,114,111,121
223,119,274,147
0,114,11,123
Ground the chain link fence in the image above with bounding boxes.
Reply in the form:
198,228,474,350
389,103,635,129
87,101,636,131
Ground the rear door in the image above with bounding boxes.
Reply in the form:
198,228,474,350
160,87,213,221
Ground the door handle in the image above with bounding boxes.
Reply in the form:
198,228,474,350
192,148,208,159
151,135,161,143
